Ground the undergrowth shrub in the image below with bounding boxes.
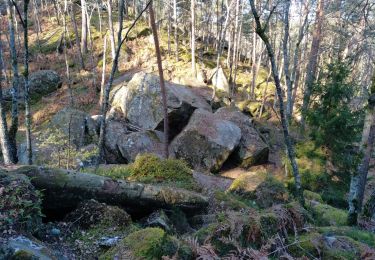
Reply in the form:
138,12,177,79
0,173,43,233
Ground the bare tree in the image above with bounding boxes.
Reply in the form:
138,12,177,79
348,87,375,225
149,0,169,158
191,0,196,77
0,36,15,165
81,0,88,53
301,0,324,130
249,0,304,204
6,0,20,163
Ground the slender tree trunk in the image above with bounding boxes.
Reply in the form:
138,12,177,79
24,0,33,165
81,0,88,53
63,0,74,106
283,0,292,123
0,36,14,165
149,0,169,158
348,92,375,225
250,0,257,99
249,0,304,204
173,0,179,61
7,0,19,163
167,0,171,56
290,1,309,117
70,1,85,69
300,0,324,131
107,0,116,62
100,34,107,107
191,0,196,77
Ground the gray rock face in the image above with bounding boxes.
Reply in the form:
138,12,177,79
215,107,269,167
110,72,211,139
170,109,241,172
0,236,57,260
4,70,62,102
209,67,229,93
51,107,97,148
117,130,165,163
104,119,129,163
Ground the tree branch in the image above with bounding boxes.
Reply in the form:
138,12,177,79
10,0,25,28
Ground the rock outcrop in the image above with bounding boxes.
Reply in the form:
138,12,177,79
117,130,165,163
215,107,269,167
170,109,241,172
110,72,211,139
4,70,62,102
51,107,97,148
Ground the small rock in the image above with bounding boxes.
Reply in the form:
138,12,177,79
98,236,121,247
144,210,173,232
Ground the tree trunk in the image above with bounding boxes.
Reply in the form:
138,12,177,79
0,37,14,165
282,0,292,123
250,0,257,99
173,0,179,61
107,0,116,62
100,34,107,107
348,93,375,225
364,189,375,220
6,0,19,163
80,0,88,53
70,1,85,70
290,1,309,117
300,0,324,130
3,166,208,215
191,0,196,77
24,0,33,165
149,0,169,158
249,0,304,205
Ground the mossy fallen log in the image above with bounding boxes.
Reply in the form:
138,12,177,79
2,166,208,216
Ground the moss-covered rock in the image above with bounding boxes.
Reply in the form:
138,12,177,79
306,200,347,226
303,190,323,203
100,228,178,260
64,199,132,229
227,171,267,199
253,176,289,208
289,232,375,259
96,154,199,191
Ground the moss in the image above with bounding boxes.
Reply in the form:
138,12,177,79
259,213,278,239
100,228,176,260
214,191,252,210
227,171,267,199
254,175,289,208
306,201,347,226
317,226,375,247
303,190,323,203
95,154,199,191
11,250,36,260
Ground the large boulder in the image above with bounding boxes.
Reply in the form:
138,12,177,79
110,72,212,139
170,109,241,173
104,119,129,163
117,130,165,163
4,70,62,102
51,107,97,148
215,107,269,167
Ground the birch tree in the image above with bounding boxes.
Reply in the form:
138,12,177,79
249,0,304,204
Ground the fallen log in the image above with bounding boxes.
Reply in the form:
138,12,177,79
3,166,208,216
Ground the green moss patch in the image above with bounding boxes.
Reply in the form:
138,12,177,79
306,201,347,226
100,227,177,260
95,154,199,191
